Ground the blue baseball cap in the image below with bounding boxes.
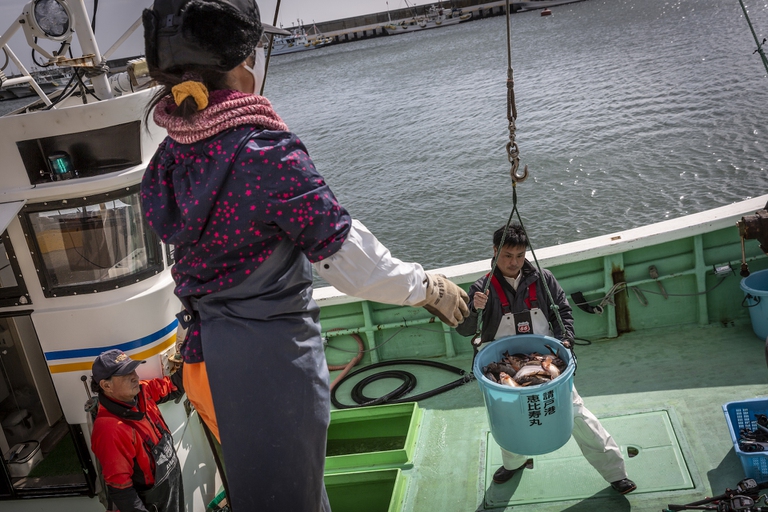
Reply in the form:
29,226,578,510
92,349,145,383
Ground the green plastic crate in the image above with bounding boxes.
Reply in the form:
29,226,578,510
325,402,422,473
325,468,406,512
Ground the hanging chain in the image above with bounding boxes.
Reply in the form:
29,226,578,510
505,0,528,184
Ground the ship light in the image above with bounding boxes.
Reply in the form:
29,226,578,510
46,151,76,181
27,0,73,40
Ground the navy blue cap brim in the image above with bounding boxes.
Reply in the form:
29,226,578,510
112,359,145,377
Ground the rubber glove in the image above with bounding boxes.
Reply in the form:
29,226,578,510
416,273,470,327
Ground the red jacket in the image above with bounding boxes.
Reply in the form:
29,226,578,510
91,377,180,490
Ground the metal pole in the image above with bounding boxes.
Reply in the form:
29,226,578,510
70,0,112,99
738,0,768,75
260,0,282,96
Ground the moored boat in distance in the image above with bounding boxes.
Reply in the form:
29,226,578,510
269,26,332,56
1,68,73,101
383,4,471,35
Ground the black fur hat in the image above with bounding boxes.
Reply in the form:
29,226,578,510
143,0,286,73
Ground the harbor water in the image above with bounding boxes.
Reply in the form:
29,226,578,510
4,0,768,271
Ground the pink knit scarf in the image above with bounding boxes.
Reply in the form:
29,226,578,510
153,89,290,144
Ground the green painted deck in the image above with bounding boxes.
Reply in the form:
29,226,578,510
329,319,768,511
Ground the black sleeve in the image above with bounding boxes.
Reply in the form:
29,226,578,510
170,363,184,394
157,364,185,405
108,485,150,512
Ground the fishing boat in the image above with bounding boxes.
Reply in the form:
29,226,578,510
269,26,332,56
29,67,74,95
1,1,768,512
1,68,72,101
383,4,471,35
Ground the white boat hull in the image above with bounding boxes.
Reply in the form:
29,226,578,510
272,41,329,56
383,15,465,35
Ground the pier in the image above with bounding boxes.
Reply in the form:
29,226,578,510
278,1,582,46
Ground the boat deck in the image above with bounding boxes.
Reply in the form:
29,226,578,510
330,318,768,511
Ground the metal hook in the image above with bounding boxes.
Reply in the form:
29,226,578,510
512,164,529,183
507,140,529,184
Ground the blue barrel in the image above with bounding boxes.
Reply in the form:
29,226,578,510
741,269,768,341
473,334,576,455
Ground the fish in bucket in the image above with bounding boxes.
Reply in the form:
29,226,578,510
473,334,576,455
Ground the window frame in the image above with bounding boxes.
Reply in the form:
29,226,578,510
0,230,30,308
19,185,163,298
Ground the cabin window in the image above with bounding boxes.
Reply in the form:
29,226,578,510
0,232,30,308
21,186,163,297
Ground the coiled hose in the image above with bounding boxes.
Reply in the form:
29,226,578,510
330,358,474,410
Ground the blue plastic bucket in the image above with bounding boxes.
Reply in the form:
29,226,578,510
741,269,768,340
473,334,576,455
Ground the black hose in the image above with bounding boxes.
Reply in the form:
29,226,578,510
330,359,474,409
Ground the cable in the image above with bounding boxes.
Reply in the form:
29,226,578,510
91,0,99,33
330,359,473,409
32,43,47,68
75,70,102,102
573,337,592,346
574,276,730,311
41,69,80,111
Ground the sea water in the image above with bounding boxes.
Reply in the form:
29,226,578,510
4,0,767,271
265,0,768,270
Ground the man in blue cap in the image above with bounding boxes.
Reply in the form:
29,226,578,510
90,349,184,512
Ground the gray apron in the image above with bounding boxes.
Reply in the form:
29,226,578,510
139,433,183,512
131,412,183,512
478,276,552,350
195,237,331,512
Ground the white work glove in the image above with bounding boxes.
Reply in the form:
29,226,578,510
415,273,470,327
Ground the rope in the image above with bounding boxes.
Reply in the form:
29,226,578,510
471,186,569,344
574,276,730,311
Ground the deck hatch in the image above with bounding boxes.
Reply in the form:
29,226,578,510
483,410,693,507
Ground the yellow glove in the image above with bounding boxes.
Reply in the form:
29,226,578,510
416,273,470,327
